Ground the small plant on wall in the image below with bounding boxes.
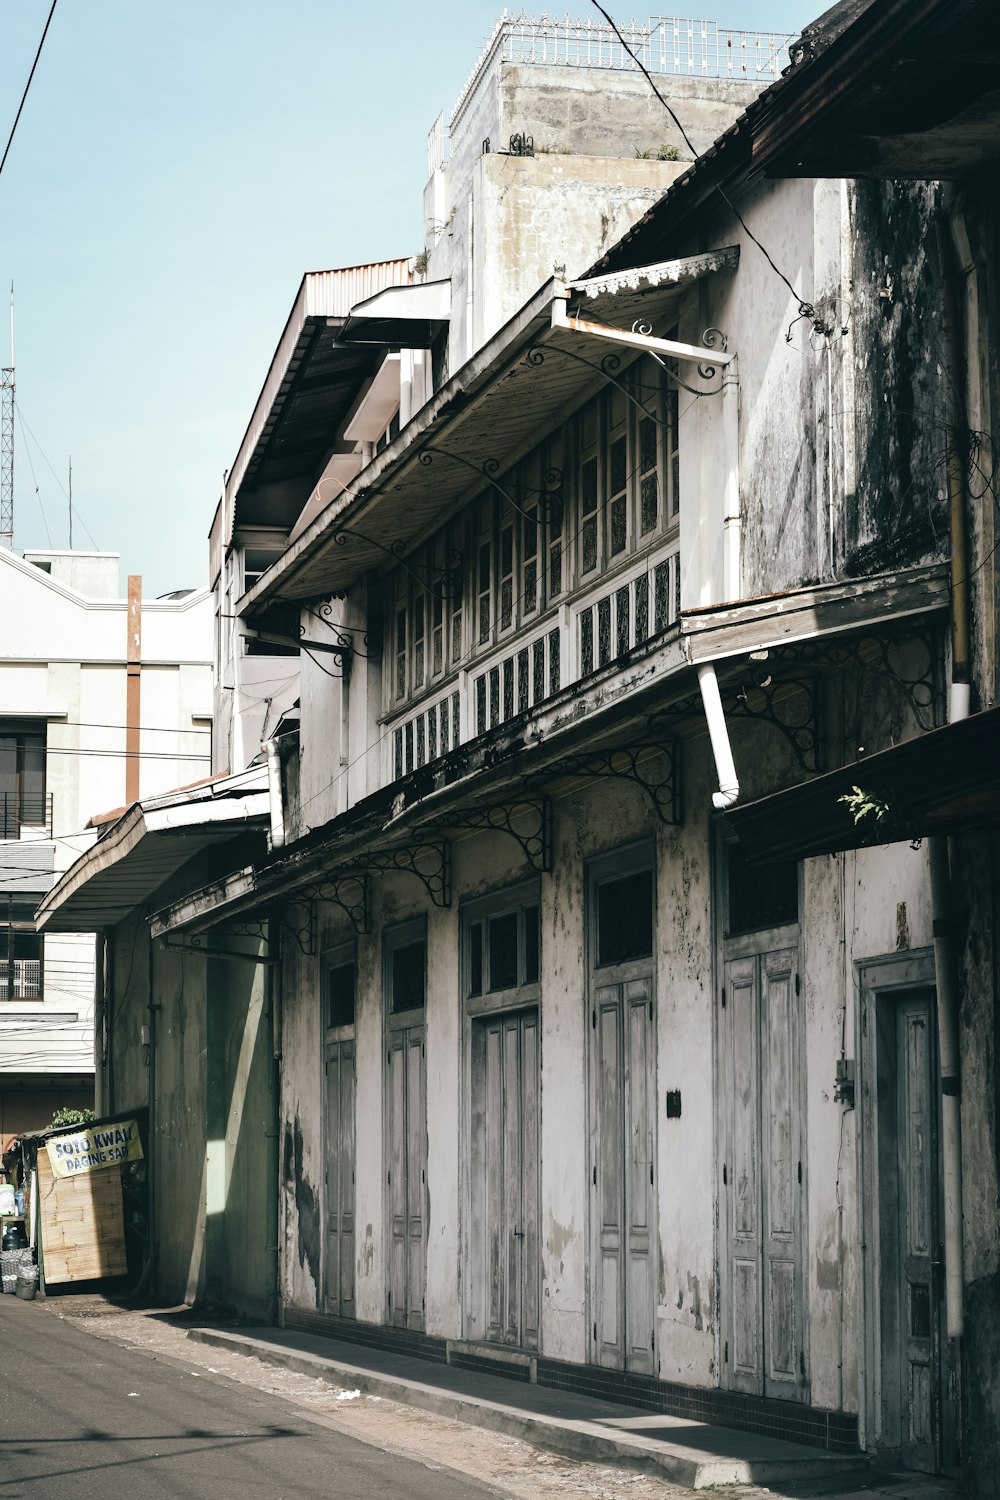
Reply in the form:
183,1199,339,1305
49,1107,95,1129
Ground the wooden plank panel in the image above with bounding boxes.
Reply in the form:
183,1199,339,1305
37,1151,126,1284
520,1009,540,1351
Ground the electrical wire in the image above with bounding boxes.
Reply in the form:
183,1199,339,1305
15,405,52,546
588,2,822,335
14,401,100,549
0,0,58,183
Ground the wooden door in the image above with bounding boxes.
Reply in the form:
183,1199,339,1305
593,977,655,1374
721,947,805,1399
469,1007,540,1348
876,988,945,1472
324,1039,355,1317
387,1026,426,1329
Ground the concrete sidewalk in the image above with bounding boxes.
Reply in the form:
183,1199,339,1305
187,1324,874,1493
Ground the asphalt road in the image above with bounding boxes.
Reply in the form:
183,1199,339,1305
0,1295,498,1499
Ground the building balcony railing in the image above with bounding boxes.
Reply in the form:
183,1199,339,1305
0,958,42,1000
452,14,794,135
386,541,680,785
0,793,53,841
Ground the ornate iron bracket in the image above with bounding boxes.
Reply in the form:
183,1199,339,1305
364,842,452,908
732,675,820,773
417,447,539,522
160,932,281,968
532,743,681,824
288,875,369,940
652,674,820,775
424,798,551,872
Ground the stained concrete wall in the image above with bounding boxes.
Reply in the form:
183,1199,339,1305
276,712,922,1416
106,890,276,1317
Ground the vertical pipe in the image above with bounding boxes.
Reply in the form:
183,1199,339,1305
93,931,106,1117
126,575,142,805
721,357,741,601
698,663,740,809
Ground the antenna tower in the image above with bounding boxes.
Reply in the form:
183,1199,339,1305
1,285,13,550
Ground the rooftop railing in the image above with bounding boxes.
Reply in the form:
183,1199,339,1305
451,12,795,136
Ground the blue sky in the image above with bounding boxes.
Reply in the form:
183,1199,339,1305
0,2,819,595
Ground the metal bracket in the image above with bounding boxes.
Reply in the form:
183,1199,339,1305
424,798,551,871
160,933,280,967
364,842,451,908
533,743,681,824
289,875,369,940
733,675,820,773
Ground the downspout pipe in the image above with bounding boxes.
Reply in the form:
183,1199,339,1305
929,216,972,1341
264,738,285,851
698,663,740,809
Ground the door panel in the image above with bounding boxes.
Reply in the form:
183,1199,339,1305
468,1008,540,1349
387,1026,425,1329
595,987,624,1366
593,978,655,1374
761,949,802,1397
721,948,804,1400
325,1039,355,1316
897,994,936,1473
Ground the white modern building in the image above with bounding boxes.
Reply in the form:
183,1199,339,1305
0,547,212,1146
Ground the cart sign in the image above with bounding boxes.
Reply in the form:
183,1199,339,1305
45,1120,143,1179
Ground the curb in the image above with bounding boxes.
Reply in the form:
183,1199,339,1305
187,1327,870,1491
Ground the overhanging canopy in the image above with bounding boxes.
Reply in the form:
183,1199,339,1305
35,769,270,932
727,707,1000,863
339,279,451,347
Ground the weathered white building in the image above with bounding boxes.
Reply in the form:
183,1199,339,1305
1,547,211,1145
37,5,1000,1494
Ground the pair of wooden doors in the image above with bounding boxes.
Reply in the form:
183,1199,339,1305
719,945,807,1400
324,1026,428,1329
468,1007,540,1348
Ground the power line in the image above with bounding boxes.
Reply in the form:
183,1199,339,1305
588,2,821,335
15,400,99,549
15,404,52,546
0,0,58,183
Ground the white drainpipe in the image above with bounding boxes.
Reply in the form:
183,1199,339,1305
264,738,285,851
698,663,740,810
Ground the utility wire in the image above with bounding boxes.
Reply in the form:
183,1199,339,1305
588,2,822,334
15,400,100,548
0,0,58,183
16,405,53,545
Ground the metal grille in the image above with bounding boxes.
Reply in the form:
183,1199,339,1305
0,792,53,839
0,958,41,1000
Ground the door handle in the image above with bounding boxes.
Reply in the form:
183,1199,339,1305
513,1228,524,1239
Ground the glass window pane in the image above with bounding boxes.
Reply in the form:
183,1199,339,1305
327,961,356,1029
523,905,539,984
598,869,653,965
610,494,626,555
469,922,483,996
640,473,658,535
391,940,425,1012
581,458,598,515
610,435,627,496
727,845,798,935
640,415,657,474
582,518,597,574
488,912,518,991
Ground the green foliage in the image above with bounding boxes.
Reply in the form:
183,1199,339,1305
633,147,652,159
839,785,892,831
656,142,680,161
413,248,429,277
49,1107,95,1129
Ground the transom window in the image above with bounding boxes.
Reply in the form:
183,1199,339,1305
385,918,427,1017
464,883,540,1006
322,940,357,1031
590,844,655,970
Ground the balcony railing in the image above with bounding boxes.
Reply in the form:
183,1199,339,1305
0,793,53,840
0,958,42,1000
452,14,795,135
386,541,680,783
